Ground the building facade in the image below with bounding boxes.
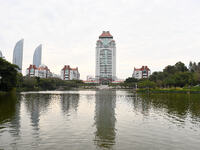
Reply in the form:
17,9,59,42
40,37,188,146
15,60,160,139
26,64,52,78
33,44,42,68
13,39,24,73
95,31,116,84
132,66,151,79
61,65,80,80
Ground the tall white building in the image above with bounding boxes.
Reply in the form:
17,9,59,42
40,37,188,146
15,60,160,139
33,44,42,68
13,39,24,73
95,31,116,84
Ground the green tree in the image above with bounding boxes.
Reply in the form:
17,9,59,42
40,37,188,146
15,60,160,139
124,77,138,83
138,80,156,89
163,75,175,87
173,72,193,87
22,77,37,90
0,58,19,91
163,65,176,74
174,61,188,72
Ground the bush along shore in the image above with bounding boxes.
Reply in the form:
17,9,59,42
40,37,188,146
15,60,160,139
16,75,84,92
136,87,200,94
112,61,200,93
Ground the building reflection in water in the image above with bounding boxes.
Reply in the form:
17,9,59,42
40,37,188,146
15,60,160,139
94,90,116,149
60,94,79,115
23,93,52,147
24,94,51,131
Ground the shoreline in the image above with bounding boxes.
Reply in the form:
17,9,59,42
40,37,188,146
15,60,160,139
2,86,200,94
136,88,200,94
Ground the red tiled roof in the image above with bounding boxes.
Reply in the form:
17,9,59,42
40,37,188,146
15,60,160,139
99,31,113,38
27,64,37,70
38,65,49,71
134,66,150,71
62,65,78,71
62,65,70,70
71,68,78,71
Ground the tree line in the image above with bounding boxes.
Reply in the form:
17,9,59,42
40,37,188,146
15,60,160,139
1,57,200,92
0,58,83,92
16,74,84,91
122,61,200,89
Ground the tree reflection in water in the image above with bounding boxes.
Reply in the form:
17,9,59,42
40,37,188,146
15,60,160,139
0,91,21,143
94,90,116,149
0,92,17,124
138,93,200,126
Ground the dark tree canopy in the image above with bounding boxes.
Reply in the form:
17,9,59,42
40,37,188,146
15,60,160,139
0,58,19,91
124,77,138,83
174,61,188,72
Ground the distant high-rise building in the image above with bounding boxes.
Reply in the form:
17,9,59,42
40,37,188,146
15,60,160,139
95,31,116,84
13,39,24,73
33,44,42,68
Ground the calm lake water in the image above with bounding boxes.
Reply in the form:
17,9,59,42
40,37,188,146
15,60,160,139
0,90,200,150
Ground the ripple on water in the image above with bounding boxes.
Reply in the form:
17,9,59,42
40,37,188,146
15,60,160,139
0,91,200,150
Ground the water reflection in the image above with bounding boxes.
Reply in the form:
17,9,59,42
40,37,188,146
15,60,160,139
0,92,17,124
24,94,52,130
60,94,79,115
138,93,200,125
94,90,116,149
0,92,21,145
0,91,200,149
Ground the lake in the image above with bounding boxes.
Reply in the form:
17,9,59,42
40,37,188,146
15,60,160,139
0,90,200,150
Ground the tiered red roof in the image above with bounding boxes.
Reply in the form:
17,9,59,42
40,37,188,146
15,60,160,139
71,67,78,71
27,64,37,70
62,65,78,71
38,65,50,71
62,65,71,70
99,31,113,38
134,66,150,71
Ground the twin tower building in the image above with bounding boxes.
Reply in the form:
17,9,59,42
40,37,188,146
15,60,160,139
12,39,42,73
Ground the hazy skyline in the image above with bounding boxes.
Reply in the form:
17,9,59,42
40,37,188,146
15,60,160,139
0,0,200,79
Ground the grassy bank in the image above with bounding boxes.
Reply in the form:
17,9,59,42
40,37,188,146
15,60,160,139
137,87,200,94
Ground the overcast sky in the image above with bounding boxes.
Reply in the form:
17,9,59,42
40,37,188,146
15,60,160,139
0,0,200,79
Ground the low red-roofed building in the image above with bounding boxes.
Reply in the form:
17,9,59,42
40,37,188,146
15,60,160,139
26,64,52,78
61,65,80,80
132,66,151,79
26,64,37,77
